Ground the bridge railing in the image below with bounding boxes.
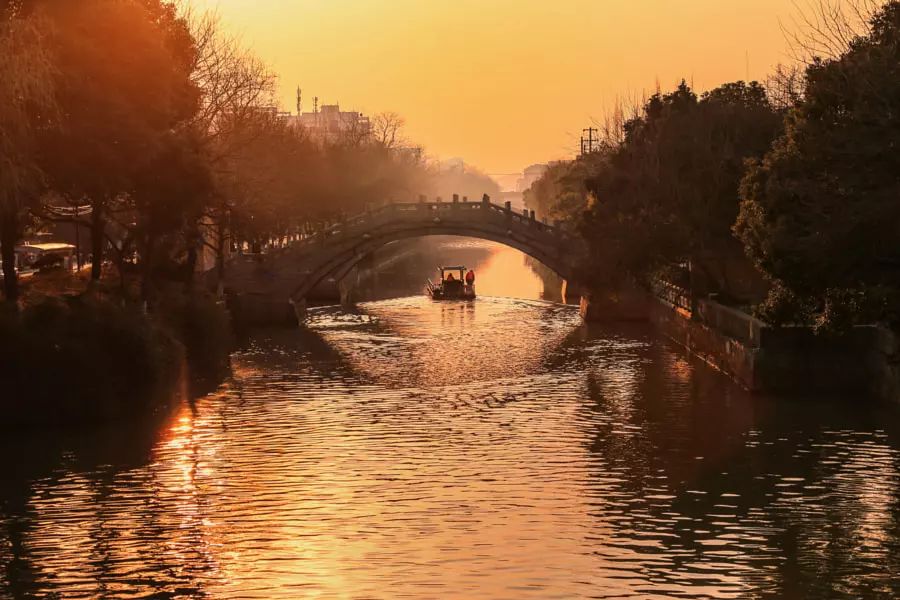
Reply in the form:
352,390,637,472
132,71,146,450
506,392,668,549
230,200,567,263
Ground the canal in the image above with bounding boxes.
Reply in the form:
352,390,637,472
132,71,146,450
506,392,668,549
2,241,900,598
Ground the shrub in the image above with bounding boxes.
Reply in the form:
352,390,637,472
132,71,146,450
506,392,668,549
0,296,184,426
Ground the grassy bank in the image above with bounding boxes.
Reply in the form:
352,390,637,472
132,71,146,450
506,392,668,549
0,287,235,427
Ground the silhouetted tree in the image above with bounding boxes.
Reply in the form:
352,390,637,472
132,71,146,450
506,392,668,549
735,1,900,329
0,8,54,304
131,130,213,302
524,158,600,227
35,0,200,282
580,80,782,296
371,112,407,150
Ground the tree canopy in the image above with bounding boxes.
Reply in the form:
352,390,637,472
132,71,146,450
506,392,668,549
735,1,900,328
524,159,598,228
37,0,199,199
0,7,55,301
579,80,782,292
0,0,437,305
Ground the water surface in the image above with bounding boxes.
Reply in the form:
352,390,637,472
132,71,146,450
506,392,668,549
1,246,899,599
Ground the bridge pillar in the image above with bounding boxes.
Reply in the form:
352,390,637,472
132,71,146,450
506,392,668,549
339,277,356,309
561,280,586,305
291,298,308,324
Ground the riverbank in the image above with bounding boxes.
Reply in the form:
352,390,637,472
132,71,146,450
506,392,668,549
0,281,235,427
580,285,900,401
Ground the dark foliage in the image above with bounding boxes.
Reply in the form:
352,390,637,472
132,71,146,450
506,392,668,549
0,296,183,426
735,1,900,329
579,81,783,290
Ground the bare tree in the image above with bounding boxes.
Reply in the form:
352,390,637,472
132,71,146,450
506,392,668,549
371,111,407,150
332,114,373,148
590,92,646,150
765,63,806,109
782,0,881,64
182,7,278,157
175,5,279,289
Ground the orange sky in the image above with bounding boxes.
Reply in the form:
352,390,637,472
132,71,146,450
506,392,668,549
198,0,797,175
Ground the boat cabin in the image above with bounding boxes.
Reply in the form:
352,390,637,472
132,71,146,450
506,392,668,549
427,265,476,300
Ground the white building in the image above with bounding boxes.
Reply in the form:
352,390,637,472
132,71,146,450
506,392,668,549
283,89,371,142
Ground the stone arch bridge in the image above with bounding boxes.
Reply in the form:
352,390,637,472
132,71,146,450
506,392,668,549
220,198,585,324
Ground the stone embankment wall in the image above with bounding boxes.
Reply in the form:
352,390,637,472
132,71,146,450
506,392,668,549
581,288,900,401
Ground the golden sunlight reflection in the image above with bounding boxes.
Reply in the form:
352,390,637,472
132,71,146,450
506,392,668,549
4,249,900,598
470,242,545,300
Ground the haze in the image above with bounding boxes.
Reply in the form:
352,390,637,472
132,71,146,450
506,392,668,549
196,0,794,175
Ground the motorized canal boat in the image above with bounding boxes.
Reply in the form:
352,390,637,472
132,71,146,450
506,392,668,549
426,265,476,300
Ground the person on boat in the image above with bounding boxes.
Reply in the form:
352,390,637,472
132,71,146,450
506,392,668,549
465,269,475,286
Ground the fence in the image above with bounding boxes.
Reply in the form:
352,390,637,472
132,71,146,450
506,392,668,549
649,277,692,312
649,276,765,347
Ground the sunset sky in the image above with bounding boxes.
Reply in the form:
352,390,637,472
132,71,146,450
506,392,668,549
198,1,799,176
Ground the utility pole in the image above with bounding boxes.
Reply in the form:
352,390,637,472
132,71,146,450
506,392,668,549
580,127,599,156
296,86,302,114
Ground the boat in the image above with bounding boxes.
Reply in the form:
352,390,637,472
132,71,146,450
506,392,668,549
426,265,476,300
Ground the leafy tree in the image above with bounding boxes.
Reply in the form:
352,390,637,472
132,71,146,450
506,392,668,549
580,80,782,295
35,0,200,282
131,130,213,301
735,1,900,328
0,9,55,304
524,157,601,228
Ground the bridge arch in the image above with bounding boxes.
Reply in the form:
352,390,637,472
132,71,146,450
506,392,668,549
291,223,578,301
221,201,585,318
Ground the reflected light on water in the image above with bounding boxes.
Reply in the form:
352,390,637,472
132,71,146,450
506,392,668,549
470,242,546,300
2,248,900,599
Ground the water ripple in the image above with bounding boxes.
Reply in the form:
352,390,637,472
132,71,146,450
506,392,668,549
2,295,900,598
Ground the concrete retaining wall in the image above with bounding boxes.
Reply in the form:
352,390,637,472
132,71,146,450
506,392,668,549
578,283,652,322
582,288,900,401
648,298,760,390
648,297,900,400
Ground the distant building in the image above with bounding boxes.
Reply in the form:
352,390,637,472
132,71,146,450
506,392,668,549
281,88,371,143
516,163,549,193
